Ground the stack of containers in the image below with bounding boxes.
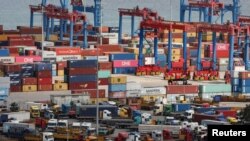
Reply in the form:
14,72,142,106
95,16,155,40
126,81,142,110
52,61,67,89
108,75,127,104
35,63,53,91
140,87,166,102
66,60,97,90
198,84,232,101
231,62,246,94
4,64,22,92
21,64,37,92
165,85,199,103
0,77,10,101
238,72,250,94
109,53,137,74
44,47,82,62
98,61,112,98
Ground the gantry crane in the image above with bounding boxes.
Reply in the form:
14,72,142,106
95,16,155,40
137,19,190,81
180,0,240,24
118,7,158,43
194,23,238,81
71,0,102,27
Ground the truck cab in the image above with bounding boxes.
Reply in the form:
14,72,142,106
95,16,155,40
153,104,163,116
47,119,57,130
126,132,140,141
165,116,180,125
184,109,194,121
152,130,162,141
30,106,40,118
103,110,112,119
57,120,68,128
43,132,54,141
141,113,152,124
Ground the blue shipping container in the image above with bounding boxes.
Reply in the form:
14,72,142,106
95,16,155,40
109,53,135,61
113,67,136,74
35,63,52,71
231,78,239,85
239,79,250,86
238,86,250,93
98,70,111,78
232,85,239,92
0,49,9,56
21,64,34,70
67,60,97,68
52,70,57,76
158,54,167,61
194,107,231,113
66,75,97,83
190,50,198,57
172,103,191,112
0,88,9,96
10,80,21,85
109,84,126,92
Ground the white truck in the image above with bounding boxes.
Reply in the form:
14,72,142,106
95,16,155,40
47,119,68,130
126,132,140,141
3,122,35,134
151,130,162,141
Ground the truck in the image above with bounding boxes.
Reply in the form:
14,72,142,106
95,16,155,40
138,124,181,137
0,111,30,123
194,107,231,113
201,119,230,126
23,132,54,141
24,102,49,118
76,105,118,120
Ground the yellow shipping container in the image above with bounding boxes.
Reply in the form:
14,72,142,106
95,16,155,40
33,34,58,42
53,83,68,91
57,70,64,76
187,32,196,37
0,71,4,77
55,80,64,83
172,55,181,61
109,76,127,84
90,98,108,104
141,95,166,102
22,85,37,92
0,35,8,41
172,48,181,55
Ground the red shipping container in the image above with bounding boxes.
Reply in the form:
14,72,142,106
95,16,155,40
57,61,67,70
10,85,22,92
99,62,112,70
239,72,250,79
36,70,52,78
109,92,126,98
96,45,123,52
81,48,103,56
68,82,97,90
216,110,237,118
22,77,37,85
166,85,198,94
65,68,97,75
38,84,53,91
98,78,109,85
113,60,138,67
72,89,106,98
38,78,52,85
15,56,42,63
4,64,21,72
18,26,42,34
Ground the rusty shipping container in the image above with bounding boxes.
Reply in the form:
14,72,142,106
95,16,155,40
4,64,21,72
72,89,106,98
98,62,112,70
10,85,22,92
36,70,52,78
98,78,109,85
37,78,52,85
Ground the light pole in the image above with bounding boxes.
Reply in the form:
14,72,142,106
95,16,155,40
170,0,172,20
41,5,44,61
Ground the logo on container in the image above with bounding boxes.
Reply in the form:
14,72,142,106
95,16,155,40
121,61,131,66
24,57,34,63
217,45,227,50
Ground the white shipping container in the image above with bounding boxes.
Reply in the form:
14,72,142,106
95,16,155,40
231,71,244,78
144,57,155,65
50,94,90,106
0,77,10,83
99,85,109,98
0,57,15,63
218,58,229,65
126,90,141,97
84,56,109,62
141,87,166,96
234,66,245,71
126,81,142,91
219,102,250,108
1,111,30,122
42,41,55,47
56,55,81,61
166,94,198,103
52,76,64,84
101,33,118,38
37,50,56,58
151,48,165,54
109,38,118,45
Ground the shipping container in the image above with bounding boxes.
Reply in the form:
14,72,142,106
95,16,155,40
84,56,109,62
57,61,67,70
239,72,250,79
109,53,135,61
193,113,226,124
50,94,90,106
109,91,126,98
53,83,68,91
15,56,42,63
67,60,98,68
38,50,56,58
0,57,15,63
1,111,30,123
22,85,37,92
65,67,97,75
34,63,52,71
113,67,136,74
71,89,106,98
141,87,166,96
46,47,81,55
66,75,97,83
172,103,191,112
216,110,237,118
239,79,250,86
166,85,199,94
109,84,126,92
68,82,97,90
109,75,127,84
4,64,21,72
0,88,9,96
37,78,52,85
0,49,9,56
98,70,111,78
10,85,22,92
56,55,82,62
238,86,250,93
36,70,52,78
76,105,118,118
37,84,52,91
199,84,231,93
113,60,138,68
98,78,109,85
98,62,112,70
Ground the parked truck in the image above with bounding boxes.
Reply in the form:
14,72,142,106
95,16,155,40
193,113,227,123
0,111,30,124
138,124,181,137
194,107,231,113
23,132,54,141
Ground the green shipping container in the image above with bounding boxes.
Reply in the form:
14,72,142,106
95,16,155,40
98,70,111,78
199,84,231,93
